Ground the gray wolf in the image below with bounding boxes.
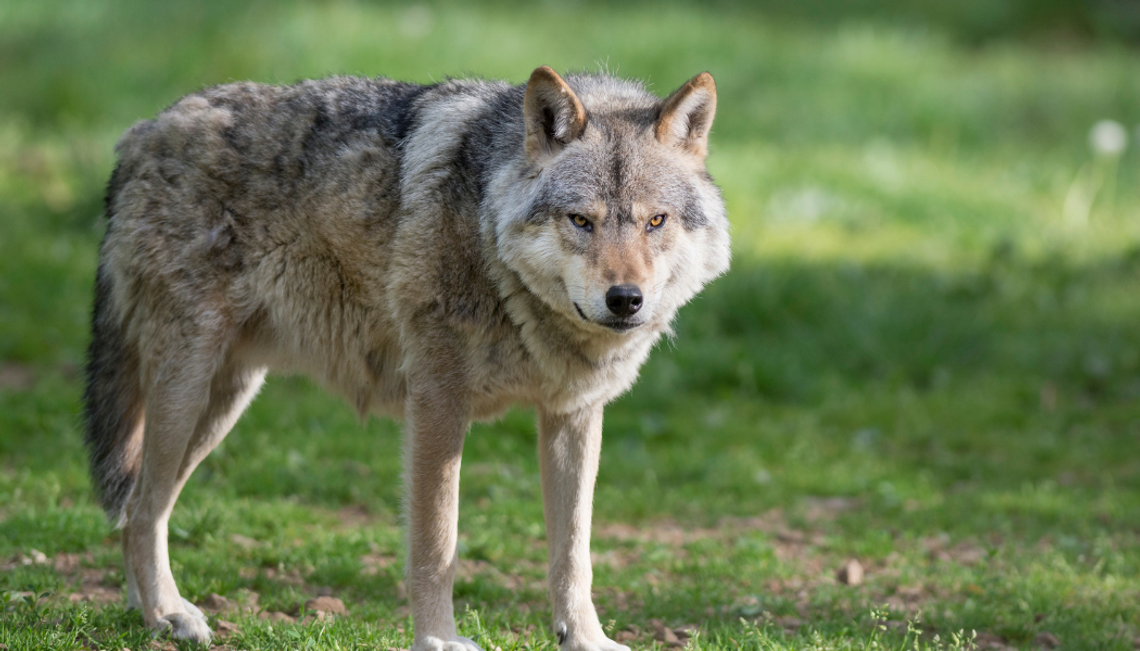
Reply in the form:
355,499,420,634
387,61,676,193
83,66,729,649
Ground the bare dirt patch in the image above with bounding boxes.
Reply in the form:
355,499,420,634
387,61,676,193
3,513,1033,649
2,550,123,605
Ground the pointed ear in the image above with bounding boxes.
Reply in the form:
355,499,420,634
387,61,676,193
655,71,717,159
524,66,587,163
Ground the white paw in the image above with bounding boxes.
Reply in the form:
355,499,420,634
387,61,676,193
412,635,486,651
181,597,208,622
155,610,213,642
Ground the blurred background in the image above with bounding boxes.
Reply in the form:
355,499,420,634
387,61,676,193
2,0,1140,648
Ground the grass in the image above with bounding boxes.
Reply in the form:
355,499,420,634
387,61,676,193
2,1,1140,649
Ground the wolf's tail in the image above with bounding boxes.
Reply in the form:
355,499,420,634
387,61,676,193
83,264,144,527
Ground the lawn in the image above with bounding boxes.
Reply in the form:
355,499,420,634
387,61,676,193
2,1,1140,649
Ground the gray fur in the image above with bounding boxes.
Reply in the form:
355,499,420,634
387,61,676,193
83,68,729,646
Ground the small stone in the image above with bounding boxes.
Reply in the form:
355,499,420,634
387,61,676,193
25,549,48,565
1035,632,1060,649
975,632,1012,650
258,611,295,623
199,592,236,614
53,553,81,574
215,620,240,638
615,630,637,643
234,587,261,614
837,559,864,586
776,529,805,543
673,624,698,640
649,619,684,647
305,595,347,616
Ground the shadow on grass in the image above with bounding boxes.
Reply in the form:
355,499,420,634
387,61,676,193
655,246,1140,405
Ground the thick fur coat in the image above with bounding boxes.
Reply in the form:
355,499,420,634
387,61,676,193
84,67,729,650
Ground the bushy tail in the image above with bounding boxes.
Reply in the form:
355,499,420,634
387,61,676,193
83,265,144,527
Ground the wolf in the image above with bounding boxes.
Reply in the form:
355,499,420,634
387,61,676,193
83,65,729,649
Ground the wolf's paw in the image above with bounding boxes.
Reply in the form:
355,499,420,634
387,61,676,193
412,635,485,651
154,610,212,643
180,597,208,623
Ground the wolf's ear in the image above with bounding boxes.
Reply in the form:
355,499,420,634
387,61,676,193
524,66,587,163
656,72,717,159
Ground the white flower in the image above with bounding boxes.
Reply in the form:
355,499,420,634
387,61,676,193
1089,120,1127,156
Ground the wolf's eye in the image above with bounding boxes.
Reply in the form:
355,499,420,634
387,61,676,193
647,214,667,231
569,214,593,231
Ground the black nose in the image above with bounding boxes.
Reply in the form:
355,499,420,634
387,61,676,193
605,284,643,317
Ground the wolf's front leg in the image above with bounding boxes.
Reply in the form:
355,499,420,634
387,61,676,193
407,387,484,651
539,406,630,651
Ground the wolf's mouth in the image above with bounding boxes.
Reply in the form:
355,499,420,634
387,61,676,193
573,302,642,332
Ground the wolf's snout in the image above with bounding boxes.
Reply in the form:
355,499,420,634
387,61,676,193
605,284,643,317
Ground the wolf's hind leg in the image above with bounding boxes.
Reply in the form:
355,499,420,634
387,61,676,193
175,362,267,487
123,349,261,642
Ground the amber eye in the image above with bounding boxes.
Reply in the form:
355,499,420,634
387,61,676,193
569,214,593,231
647,214,667,230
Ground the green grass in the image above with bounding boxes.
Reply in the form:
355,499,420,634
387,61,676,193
3,1,1140,649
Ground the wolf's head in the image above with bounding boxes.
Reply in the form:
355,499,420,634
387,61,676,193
493,66,730,337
